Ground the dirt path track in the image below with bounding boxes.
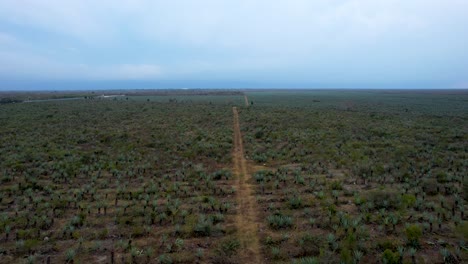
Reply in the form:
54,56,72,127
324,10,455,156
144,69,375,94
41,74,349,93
244,95,249,107
232,107,262,264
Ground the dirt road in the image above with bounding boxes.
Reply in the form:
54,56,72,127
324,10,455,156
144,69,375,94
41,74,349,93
244,95,249,107
232,107,262,263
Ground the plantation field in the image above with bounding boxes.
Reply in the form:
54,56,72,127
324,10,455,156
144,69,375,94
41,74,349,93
0,89,467,263
242,90,467,263
0,98,239,263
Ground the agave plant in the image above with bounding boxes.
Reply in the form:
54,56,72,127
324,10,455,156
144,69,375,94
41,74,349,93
267,214,293,229
65,248,76,263
196,248,204,260
409,248,417,264
174,238,184,251
353,250,363,264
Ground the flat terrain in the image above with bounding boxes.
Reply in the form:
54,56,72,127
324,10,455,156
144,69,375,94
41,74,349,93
0,97,241,263
0,89,467,263
232,107,262,264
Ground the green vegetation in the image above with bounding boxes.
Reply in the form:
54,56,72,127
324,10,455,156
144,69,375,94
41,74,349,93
0,93,240,263
241,90,467,263
0,89,466,263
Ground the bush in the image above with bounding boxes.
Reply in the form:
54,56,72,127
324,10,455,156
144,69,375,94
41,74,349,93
377,238,400,251
330,180,343,190
254,130,265,139
264,235,284,246
405,224,422,248
132,226,145,237
297,234,322,256
464,179,468,201
340,247,352,264
455,219,468,240
216,238,240,257
401,194,416,208
382,249,399,264
422,179,438,196
23,239,39,251
17,229,31,240
293,257,319,264
72,231,81,239
97,228,108,239
366,190,400,209
118,216,133,226
436,171,449,183
212,169,232,180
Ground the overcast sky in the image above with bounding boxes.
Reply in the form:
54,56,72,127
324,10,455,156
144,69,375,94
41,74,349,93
0,0,467,89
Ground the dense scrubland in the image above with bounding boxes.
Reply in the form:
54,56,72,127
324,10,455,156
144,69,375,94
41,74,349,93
241,90,467,263
0,96,242,263
0,89,466,263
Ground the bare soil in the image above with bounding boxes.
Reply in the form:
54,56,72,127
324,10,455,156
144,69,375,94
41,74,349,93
232,106,263,263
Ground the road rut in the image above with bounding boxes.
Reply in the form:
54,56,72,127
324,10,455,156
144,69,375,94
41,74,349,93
232,106,262,264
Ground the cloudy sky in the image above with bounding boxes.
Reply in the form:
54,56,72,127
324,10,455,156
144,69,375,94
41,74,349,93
0,0,467,89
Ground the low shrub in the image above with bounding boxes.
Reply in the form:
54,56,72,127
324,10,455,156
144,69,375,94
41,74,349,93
366,190,400,209
193,215,213,237
463,179,468,201
216,238,240,257
210,213,225,224
268,214,293,229
298,234,322,256
382,249,399,264
330,180,343,190
254,170,272,183
405,224,422,248
435,171,449,183
401,194,416,208
158,254,172,264
212,169,232,180
293,257,319,264
252,152,268,163
377,238,400,251
97,228,108,239
23,239,39,252
289,196,303,209
340,247,352,264
132,226,145,237
422,179,438,196
270,246,283,260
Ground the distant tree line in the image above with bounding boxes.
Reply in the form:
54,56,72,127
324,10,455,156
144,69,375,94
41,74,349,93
0,98,22,104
